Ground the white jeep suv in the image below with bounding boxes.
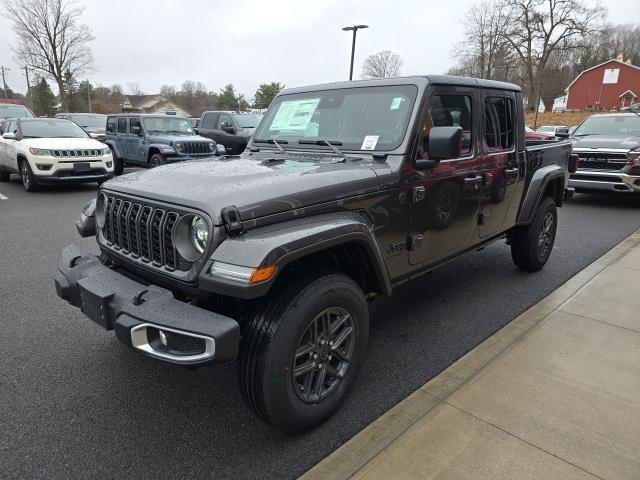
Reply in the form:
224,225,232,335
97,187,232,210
0,118,114,192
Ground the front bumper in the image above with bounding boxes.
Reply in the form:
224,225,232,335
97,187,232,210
569,170,640,193
55,244,240,365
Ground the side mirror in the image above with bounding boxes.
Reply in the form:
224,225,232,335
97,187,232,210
555,127,569,139
215,144,226,156
193,127,199,134
2,132,17,140
222,125,235,134
131,126,142,135
428,126,463,160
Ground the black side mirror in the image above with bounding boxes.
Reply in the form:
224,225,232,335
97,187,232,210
428,126,463,160
131,125,142,135
555,127,569,139
222,125,235,134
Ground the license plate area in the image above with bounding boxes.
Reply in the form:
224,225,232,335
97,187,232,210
74,162,91,172
77,277,115,329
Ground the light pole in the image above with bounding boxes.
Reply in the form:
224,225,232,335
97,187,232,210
342,25,368,81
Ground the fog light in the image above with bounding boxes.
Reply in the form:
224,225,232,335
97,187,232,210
159,329,168,347
106,161,112,168
36,164,52,171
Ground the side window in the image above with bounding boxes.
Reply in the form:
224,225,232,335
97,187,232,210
423,94,473,157
201,113,218,129
7,121,17,134
218,113,232,129
484,97,514,151
106,117,116,134
129,117,141,133
117,118,128,134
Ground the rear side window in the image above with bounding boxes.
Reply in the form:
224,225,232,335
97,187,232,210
201,113,218,129
106,117,116,134
129,117,141,133
423,94,473,156
485,97,514,151
117,118,127,133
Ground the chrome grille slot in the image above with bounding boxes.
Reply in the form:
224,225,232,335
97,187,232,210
100,194,199,273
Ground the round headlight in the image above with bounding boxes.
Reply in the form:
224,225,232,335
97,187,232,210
190,216,208,253
209,142,215,151
174,142,183,153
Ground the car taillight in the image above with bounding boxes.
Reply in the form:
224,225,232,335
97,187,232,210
569,153,579,173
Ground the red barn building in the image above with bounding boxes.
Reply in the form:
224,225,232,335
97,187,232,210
565,58,640,111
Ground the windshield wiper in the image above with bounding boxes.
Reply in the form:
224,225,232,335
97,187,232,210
298,139,346,159
253,139,288,152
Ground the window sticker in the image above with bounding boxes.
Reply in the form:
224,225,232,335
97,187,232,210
361,135,379,150
390,97,403,110
270,99,320,131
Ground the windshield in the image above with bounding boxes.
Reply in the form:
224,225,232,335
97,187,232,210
0,104,34,119
70,114,106,128
253,85,418,151
573,116,640,136
142,117,194,135
21,120,90,138
537,126,556,133
232,113,261,128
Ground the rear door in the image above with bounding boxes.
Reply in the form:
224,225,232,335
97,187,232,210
477,91,521,237
409,86,483,265
115,117,129,160
197,112,219,142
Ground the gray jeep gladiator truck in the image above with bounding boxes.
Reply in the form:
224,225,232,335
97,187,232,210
55,76,575,433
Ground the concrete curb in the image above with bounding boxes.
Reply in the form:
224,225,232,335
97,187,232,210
300,228,640,480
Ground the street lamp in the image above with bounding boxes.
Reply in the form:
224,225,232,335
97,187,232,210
342,25,369,81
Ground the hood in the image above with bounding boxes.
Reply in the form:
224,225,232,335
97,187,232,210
83,126,106,135
571,135,640,151
103,154,381,224
146,134,213,144
21,137,107,149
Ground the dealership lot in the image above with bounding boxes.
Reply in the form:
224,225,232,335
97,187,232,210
0,175,638,479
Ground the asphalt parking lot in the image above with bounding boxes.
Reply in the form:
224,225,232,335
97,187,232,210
2,175,640,480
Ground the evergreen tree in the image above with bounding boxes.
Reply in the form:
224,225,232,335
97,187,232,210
253,82,284,109
217,84,240,110
32,77,57,116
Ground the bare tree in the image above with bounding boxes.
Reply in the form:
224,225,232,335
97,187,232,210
127,83,145,96
361,50,403,79
3,0,94,110
504,0,603,110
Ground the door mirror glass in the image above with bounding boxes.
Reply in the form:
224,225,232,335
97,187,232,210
555,127,569,138
428,126,463,160
2,132,17,140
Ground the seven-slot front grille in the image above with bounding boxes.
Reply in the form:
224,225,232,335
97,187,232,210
182,142,211,155
576,152,629,171
101,195,189,271
52,149,103,158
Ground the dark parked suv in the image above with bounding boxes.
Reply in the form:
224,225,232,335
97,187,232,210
57,75,574,433
104,114,220,175
55,113,107,142
197,111,261,154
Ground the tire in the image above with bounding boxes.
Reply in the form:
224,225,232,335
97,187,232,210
511,196,557,271
149,153,165,168
20,160,39,192
428,182,461,230
110,147,124,176
238,269,369,433
0,169,9,182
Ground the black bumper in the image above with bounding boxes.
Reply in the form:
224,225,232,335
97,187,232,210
55,244,240,365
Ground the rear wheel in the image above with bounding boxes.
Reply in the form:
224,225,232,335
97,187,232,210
511,196,557,271
20,160,39,192
149,153,165,168
238,269,369,433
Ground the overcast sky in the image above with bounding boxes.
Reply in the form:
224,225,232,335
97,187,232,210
0,0,636,99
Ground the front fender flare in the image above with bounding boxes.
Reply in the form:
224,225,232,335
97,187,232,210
198,213,392,299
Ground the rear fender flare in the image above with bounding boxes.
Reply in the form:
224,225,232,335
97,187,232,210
517,164,564,225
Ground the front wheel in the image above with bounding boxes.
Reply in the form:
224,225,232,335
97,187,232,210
238,269,369,433
511,196,557,271
20,160,39,192
149,153,165,168
109,147,124,176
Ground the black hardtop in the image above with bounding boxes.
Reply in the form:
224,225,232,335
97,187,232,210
279,75,521,96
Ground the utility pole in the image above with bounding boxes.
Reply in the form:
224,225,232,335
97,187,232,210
342,25,369,81
24,66,31,103
87,83,92,113
1,66,9,99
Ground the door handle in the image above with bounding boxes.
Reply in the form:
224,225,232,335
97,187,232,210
505,168,518,174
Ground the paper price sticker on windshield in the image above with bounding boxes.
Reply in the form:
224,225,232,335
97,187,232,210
390,97,403,110
271,99,320,131
361,135,379,150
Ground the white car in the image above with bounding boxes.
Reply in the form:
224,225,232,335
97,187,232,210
0,118,114,192
535,125,568,136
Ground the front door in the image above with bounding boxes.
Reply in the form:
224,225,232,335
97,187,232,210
477,92,521,237
409,88,483,266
